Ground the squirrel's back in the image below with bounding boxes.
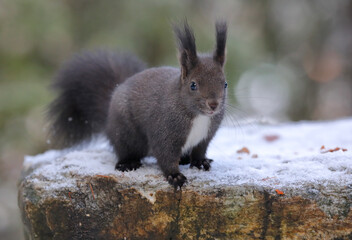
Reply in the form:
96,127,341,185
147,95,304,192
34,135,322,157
47,51,146,148
108,66,181,133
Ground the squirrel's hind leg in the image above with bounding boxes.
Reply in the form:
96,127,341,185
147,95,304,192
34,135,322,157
114,145,146,172
114,139,147,171
107,125,147,172
115,159,142,171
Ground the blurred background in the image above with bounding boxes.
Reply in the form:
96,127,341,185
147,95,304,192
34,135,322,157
1,0,352,239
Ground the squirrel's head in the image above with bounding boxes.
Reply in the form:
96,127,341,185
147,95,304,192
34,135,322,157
174,21,227,117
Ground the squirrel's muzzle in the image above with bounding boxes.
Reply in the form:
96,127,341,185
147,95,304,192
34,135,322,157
207,100,219,111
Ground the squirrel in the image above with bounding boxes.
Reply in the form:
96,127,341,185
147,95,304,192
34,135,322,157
47,21,228,188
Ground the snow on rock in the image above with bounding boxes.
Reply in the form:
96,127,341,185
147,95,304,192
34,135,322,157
19,118,352,239
24,117,352,190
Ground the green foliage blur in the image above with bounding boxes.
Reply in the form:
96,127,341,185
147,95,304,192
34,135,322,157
1,1,352,239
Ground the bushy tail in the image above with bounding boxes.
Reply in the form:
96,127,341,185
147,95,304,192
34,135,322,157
47,51,146,148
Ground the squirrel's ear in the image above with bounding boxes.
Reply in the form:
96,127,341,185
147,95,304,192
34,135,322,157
213,21,227,67
173,21,198,80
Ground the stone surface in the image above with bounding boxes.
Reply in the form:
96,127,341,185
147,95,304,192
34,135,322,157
18,119,352,239
18,173,352,239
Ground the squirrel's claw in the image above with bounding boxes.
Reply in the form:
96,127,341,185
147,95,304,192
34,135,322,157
190,158,213,171
167,173,187,189
115,162,142,172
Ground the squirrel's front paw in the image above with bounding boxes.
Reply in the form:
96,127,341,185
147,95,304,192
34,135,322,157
167,173,187,188
190,158,213,171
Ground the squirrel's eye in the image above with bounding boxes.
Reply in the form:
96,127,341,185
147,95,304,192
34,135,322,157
190,81,197,91
224,81,228,89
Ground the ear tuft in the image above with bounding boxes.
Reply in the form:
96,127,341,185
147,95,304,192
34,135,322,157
214,21,227,67
173,20,198,79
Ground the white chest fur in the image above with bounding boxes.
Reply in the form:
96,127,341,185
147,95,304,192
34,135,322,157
181,115,211,154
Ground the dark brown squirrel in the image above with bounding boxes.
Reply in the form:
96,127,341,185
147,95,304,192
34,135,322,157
47,21,228,188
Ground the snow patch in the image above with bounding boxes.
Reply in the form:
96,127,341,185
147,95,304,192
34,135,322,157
24,118,352,190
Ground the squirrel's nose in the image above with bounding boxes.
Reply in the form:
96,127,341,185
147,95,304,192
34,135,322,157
208,101,219,111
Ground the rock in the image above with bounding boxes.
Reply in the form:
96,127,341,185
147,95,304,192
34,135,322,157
18,119,352,239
